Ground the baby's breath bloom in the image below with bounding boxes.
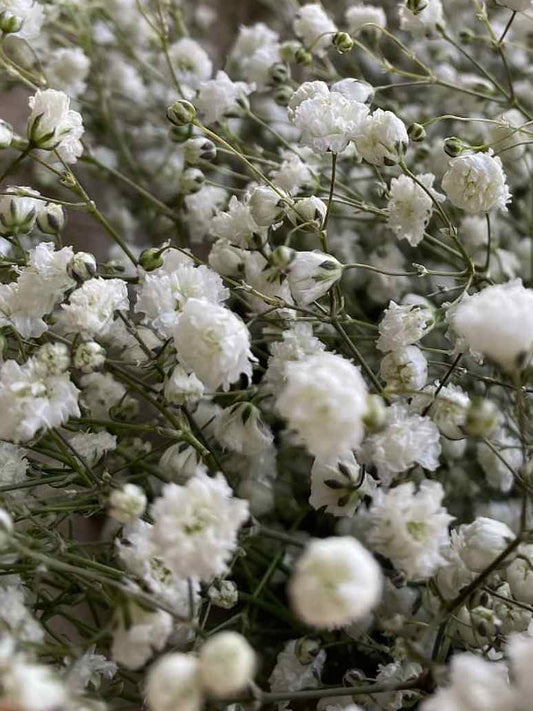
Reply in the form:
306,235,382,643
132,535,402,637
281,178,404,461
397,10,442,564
377,300,434,353
28,89,84,163
293,3,337,56
442,151,511,214
355,109,408,166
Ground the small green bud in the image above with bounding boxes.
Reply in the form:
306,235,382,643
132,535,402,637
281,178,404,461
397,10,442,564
0,10,23,34
68,252,97,282
280,41,301,63
295,47,313,66
269,63,290,84
332,32,354,54
180,167,205,194
166,99,196,127
443,136,464,157
139,247,164,272
407,123,426,142
273,85,293,107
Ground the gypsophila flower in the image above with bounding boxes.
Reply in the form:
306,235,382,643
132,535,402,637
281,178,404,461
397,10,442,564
310,452,376,517
146,653,202,711
362,403,441,485
377,300,434,353
265,322,325,394
28,89,84,162
442,151,511,214
287,251,343,306
60,278,128,337
150,471,249,582
207,580,238,609
195,71,253,124
0,0,44,39
168,38,212,90
346,4,387,33
289,536,383,628
111,603,173,670
269,639,326,697
411,382,470,439
367,481,453,580
276,352,369,459
294,4,337,55
380,345,428,394
355,109,408,166
399,0,445,37
170,298,254,391
457,517,514,573
199,632,255,696
387,173,442,247
109,484,147,524
214,402,273,455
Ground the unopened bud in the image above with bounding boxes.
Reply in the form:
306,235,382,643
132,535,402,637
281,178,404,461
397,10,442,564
0,120,13,149
408,123,426,142
269,63,290,84
139,247,164,272
273,85,293,107
333,32,354,54
295,47,312,66
443,136,464,157
280,41,301,63
166,99,196,127
184,137,216,164
68,252,97,282
36,202,66,234
180,167,205,194
407,0,428,15
295,637,321,664
269,245,294,270
0,11,23,34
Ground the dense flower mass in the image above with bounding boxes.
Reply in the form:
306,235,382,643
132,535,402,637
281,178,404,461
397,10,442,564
1,1,533,709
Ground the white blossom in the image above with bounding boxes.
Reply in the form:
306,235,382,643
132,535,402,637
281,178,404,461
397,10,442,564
199,631,255,696
111,603,173,670
60,278,128,337
377,300,434,353
355,109,408,166
287,251,343,306
146,653,203,711
399,0,445,37
293,4,337,56
310,452,376,517
457,517,515,573
380,346,428,394
442,151,511,214
28,89,84,163
195,71,252,124
387,173,442,246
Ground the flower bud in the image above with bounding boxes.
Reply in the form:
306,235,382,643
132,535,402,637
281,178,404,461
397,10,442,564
184,137,216,164
0,10,23,34
295,47,312,66
68,251,97,282
180,167,205,194
407,0,428,14
139,247,164,272
35,342,70,376
273,85,293,107
288,196,327,230
465,397,502,437
269,245,295,270
109,483,147,524
36,202,66,234
269,63,290,84
363,395,387,432
249,186,286,227
73,341,106,373
0,120,13,149
295,637,321,664
407,123,426,142
280,41,301,63
332,32,354,53
167,99,196,127
0,187,39,236
443,136,465,157
207,580,238,610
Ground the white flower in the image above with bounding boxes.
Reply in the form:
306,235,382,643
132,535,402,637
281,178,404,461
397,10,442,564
230,23,281,88
111,603,173,670
0,0,44,40
457,517,514,573
420,653,513,711
380,346,428,394
410,382,470,439
0,583,43,643
150,471,249,582
367,481,453,580
109,484,147,524
0,442,27,490
195,71,252,124
159,443,202,483
0,357,80,442
0,186,40,236
288,195,327,228
269,639,326,695
289,81,369,154
170,298,254,391
399,0,444,37
199,631,255,696
211,195,264,248
377,301,434,353
506,545,533,604
387,173,442,246
266,322,325,394
355,109,408,166
80,372,126,419
164,365,204,406
146,654,203,711
243,251,293,312
289,536,383,628
310,452,376,517
60,278,129,337
1,660,67,711
450,280,533,371
362,403,441,485
477,429,523,493
293,4,337,56
276,352,369,459
135,264,228,336
207,580,238,609
73,341,106,373
346,4,387,33
288,251,343,306
442,152,511,213
272,154,314,195
184,186,227,242
67,648,117,693
28,89,84,163
248,185,286,227
167,38,212,89
45,47,90,98
68,431,116,467
214,402,273,455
